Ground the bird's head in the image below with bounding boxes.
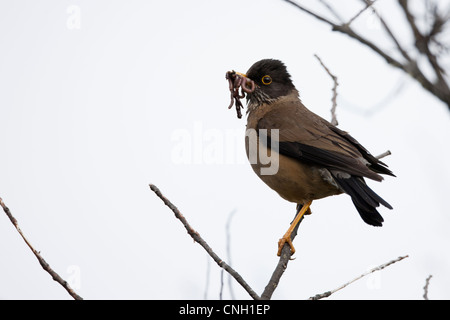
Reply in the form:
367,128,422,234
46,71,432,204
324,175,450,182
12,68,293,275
245,59,296,108
226,59,297,118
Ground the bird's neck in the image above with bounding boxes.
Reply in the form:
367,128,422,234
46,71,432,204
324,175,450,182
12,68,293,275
246,88,299,116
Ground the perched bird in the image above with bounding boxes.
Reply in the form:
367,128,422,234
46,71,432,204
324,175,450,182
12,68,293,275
227,59,395,256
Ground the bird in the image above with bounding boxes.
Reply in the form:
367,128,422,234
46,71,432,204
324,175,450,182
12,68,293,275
228,59,395,256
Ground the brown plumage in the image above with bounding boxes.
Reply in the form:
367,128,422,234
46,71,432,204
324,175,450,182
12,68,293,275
237,59,394,230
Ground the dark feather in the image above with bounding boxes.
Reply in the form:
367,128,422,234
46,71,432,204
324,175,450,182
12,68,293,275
332,174,392,226
270,138,384,182
329,126,395,177
257,106,394,182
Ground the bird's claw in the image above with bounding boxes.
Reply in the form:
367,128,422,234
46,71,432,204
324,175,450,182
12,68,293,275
277,236,296,257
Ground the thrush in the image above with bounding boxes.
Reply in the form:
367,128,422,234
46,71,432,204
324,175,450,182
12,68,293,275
226,59,395,256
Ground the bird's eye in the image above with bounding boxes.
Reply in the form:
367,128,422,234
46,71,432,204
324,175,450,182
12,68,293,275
262,75,272,85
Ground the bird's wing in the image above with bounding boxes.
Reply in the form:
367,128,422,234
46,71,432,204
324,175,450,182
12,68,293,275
256,101,393,181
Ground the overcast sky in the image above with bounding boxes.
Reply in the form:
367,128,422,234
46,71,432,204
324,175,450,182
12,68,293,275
1,0,449,300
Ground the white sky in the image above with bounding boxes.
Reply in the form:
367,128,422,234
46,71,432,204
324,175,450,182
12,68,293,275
0,0,449,300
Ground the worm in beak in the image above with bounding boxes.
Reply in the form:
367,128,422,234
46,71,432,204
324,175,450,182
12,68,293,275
225,71,256,119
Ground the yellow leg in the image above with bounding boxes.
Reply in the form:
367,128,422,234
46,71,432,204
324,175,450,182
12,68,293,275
277,200,312,256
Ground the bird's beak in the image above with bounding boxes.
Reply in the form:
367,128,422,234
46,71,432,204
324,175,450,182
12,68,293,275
235,71,248,78
234,72,255,93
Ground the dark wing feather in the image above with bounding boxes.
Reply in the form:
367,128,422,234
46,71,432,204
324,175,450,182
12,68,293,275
275,139,384,181
256,101,394,181
329,126,395,177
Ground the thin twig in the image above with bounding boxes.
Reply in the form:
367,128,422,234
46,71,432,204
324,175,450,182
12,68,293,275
314,54,339,126
149,184,261,300
361,0,412,61
283,0,340,27
347,0,378,26
376,150,391,159
318,0,345,24
423,274,433,300
309,255,409,300
0,197,83,300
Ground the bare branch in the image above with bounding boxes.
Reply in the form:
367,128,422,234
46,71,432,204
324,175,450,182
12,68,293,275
151,184,408,301
317,0,345,24
283,1,405,69
423,274,433,300
361,0,412,62
283,0,339,27
398,0,447,80
150,184,306,300
0,197,83,300
309,255,409,300
149,184,261,300
314,54,339,126
283,0,450,111
376,150,391,160
347,0,378,26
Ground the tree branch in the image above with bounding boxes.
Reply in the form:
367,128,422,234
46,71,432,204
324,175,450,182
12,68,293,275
0,197,83,300
283,1,406,73
360,0,412,62
149,184,304,300
149,184,261,300
398,0,449,89
150,183,410,300
347,0,378,27
314,54,339,126
283,0,450,111
309,255,409,300
317,0,345,24
423,274,433,300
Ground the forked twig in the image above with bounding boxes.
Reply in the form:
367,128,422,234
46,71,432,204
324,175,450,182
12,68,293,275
0,197,83,300
347,0,378,26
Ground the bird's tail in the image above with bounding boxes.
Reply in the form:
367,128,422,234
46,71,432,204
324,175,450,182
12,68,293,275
332,174,393,227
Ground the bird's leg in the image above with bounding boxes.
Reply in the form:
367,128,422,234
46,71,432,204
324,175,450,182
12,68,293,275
277,200,312,256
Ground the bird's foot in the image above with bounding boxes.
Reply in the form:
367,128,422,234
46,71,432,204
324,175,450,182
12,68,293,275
277,200,312,257
277,234,296,257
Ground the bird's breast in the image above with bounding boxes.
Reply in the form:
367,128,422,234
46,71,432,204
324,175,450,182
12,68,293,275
245,134,342,204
